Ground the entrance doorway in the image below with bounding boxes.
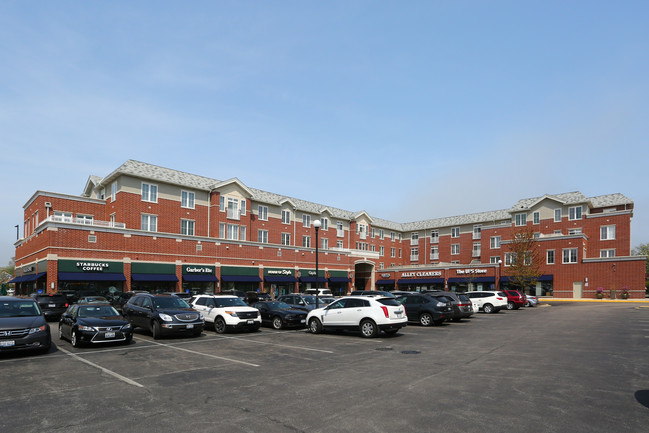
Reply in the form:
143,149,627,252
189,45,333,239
572,281,583,299
354,262,374,291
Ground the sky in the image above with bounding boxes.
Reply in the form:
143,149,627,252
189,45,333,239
1,1,648,267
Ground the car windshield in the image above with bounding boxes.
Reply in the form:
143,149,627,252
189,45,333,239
78,305,120,317
153,297,191,309
266,301,292,310
377,298,401,307
214,297,248,307
0,300,42,317
302,296,318,305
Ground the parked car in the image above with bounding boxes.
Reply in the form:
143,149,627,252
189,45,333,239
304,288,333,297
189,295,260,333
423,291,474,321
76,296,110,304
220,290,248,303
161,292,193,301
306,296,407,338
30,293,69,321
395,293,452,326
246,291,272,304
350,290,396,298
122,293,204,339
277,294,323,311
59,303,133,347
0,296,51,354
465,291,508,313
253,301,307,329
525,294,539,307
502,290,527,310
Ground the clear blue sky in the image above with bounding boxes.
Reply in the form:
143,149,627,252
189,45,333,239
1,1,648,267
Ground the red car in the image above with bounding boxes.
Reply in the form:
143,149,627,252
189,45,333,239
503,290,526,310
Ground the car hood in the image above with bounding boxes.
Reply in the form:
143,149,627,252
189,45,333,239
156,308,199,315
306,307,328,317
0,316,46,330
275,308,307,315
77,316,129,327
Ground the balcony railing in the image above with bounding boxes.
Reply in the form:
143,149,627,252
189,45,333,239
227,209,241,220
410,254,419,261
472,249,481,257
430,253,439,260
473,233,481,240
47,215,125,229
337,229,345,238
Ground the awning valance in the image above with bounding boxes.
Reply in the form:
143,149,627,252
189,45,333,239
131,273,179,282
58,272,126,281
183,274,219,282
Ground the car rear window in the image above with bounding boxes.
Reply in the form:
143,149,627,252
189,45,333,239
458,294,470,302
377,298,400,307
35,295,66,302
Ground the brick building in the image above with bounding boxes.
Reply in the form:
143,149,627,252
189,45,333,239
10,160,646,299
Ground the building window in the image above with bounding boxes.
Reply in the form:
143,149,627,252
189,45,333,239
515,213,527,226
473,242,481,257
321,218,329,230
240,226,246,241
181,191,195,209
258,229,268,244
88,235,97,243
219,223,225,239
411,232,419,245
490,236,501,249
111,182,117,201
390,232,396,241
380,246,385,256
337,240,344,249
337,221,344,237
430,230,439,243
563,248,578,264
547,250,555,265
281,210,291,225
227,224,239,240
219,196,225,212
141,214,157,232
302,235,311,248
451,244,460,255
141,183,158,203
490,256,500,264
321,238,328,249
430,246,439,260
473,225,482,239
411,247,419,261
569,206,583,220
568,228,582,235
181,219,195,236
240,199,246,216
391,247,396,258
76,214,94,225
258,205,268,221
379,229,384,240
600,249,615,258
601,225,616,240
533,211,540,225
303,214,311,228
554,209,562,222
227,198,240,220
451,227,460,238
504,252,515,266
281,233,291,246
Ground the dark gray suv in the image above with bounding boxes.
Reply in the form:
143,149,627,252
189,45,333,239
423,291,474,321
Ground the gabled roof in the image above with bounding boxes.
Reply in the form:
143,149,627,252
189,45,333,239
351,211,374,224
209,178,254,198
81,175,103,197
508,192,588,212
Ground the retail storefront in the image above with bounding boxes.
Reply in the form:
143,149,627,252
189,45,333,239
397,271,444,292
9,262,47,296
298,269,326,293
131,263,178,293
182,265,218,295
58,260,126,300
327,271,351,296
220,266,262,293
264,268,297,298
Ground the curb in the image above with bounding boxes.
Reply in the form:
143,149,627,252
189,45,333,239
538,298,649,304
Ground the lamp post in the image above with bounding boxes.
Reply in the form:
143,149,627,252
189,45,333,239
497,259,503,291
313,219,321,309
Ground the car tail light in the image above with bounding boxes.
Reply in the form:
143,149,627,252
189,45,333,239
497,297,503,300
380,306,389,318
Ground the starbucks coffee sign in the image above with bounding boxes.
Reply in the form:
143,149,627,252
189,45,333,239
76,262,110,272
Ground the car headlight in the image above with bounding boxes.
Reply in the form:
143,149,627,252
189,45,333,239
159,314,174,322
78,325,96,331
198,312,204,320
29,325,47,334
121,323,132,331
225,311,238,317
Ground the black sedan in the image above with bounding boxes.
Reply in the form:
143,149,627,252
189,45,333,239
253,301,307,330
0,296,51,354
59,304,133,347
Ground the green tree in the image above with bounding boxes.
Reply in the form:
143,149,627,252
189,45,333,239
0,257,15,283
631,243,649,275
505,227,542,290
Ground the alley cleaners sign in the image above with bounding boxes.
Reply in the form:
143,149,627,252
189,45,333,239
401,271,442,278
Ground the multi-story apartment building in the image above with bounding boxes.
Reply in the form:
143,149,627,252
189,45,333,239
10,160,646,299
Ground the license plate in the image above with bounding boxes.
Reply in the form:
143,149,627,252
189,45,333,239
105,332,115,339
0,340,15,347
187,324,194,329
247,320,254,325
49,304,56,307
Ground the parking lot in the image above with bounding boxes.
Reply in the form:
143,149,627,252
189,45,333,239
2,301,649,433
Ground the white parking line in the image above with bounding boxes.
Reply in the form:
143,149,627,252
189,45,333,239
211,334,334,353
58,346,144,388
135,336,260,367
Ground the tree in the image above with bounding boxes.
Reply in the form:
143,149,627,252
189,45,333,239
0,257,15,283
631,243,649,275
505,227,542,290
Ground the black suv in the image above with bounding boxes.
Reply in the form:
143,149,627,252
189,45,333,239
350,290,396,298
31,293,69,321
423,291,474,321
122,293,204,339
395,293,453,326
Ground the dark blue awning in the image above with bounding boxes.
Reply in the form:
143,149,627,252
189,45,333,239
376,279,395,285
538,275,553,281
58,272,126,281
220,275,262,283
131,273,179,282
7,275,25,283
264,276,297,283
328,277,351,283
22,273,46,282
183,274,219,282
397,278,444,285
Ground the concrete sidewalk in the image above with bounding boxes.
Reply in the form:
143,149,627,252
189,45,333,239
539,297,649,303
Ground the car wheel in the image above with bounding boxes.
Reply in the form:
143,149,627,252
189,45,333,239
483,303,494,314
152,321,162,340
507,301,515,310
360,319,378,338
419,313,433,327
214,317,226,334
272,316,283,330
309,318,323,334
71,330,80,347
58,325,64,340
524,301,530,307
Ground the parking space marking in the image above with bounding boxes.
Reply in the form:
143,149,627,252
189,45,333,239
134,336,260,367
210,333,334,353
58,346,144,388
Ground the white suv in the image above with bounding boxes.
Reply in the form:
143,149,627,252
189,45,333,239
306,296,407,338
189,295,261,333
465,291,508,314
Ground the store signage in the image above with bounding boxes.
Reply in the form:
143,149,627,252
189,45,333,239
456,269,488,275
185,266,213,274
401,271,442,278
268,269,293,276
381,273,391,278
24,265,35,273
76,262,109,272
